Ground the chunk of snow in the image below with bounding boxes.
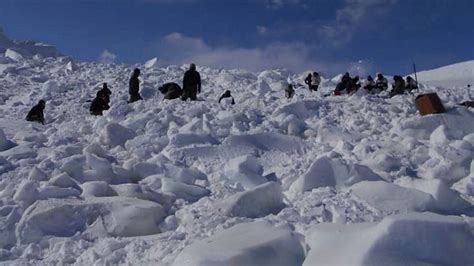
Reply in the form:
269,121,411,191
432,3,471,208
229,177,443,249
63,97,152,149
28,167,48,181
0,129,15,151
144,57,160,69
99,123,136,147
13,181,39,206
173,221,305,266
350,181,435,213
16,197,166,243
5,49,23,61
303,212,474,266
219,182,285,218
160,178,210,202
80,181,116,198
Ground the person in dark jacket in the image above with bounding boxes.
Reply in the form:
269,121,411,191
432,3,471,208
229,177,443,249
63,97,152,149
304,73,312,92
90,91,110,116
181,63,201,101
347,76,361,93
98,83,112,101
285,84,295,99
26,99,45,124
375,73,388,91
159,82,183,100
405,76,418,93
364,75,376,92
128,68,143,103
219,90,235,104
390,75,406,97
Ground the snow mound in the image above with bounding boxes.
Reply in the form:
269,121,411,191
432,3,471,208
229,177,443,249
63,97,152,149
16,197,166,244
304,212,474,266
413,60,474,87
172,221,305,266
350,181,435,213
289,156,382,195
219,182,285,218
224,154,267,189
0,128,15,151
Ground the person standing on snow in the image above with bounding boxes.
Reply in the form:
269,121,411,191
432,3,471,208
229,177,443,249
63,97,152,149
304,73,312,91
128,68,143,103
285,84,295,99
181,63,202,101
305,72,321,92
26,99,46,124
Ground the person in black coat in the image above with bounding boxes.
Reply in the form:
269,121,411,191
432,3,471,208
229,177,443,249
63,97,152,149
26,99,45,124
219,90,235,104
181,63,201,101
128,68,143,103
90,91,110,116
98,82,112,101
159,82,183,100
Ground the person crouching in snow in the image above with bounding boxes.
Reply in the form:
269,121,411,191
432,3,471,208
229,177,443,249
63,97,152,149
90,91,110,116
128,68,143,103
405,76,418,93
98,82,112,101
375,73,388,91
347,76,361,94
219,90,235,105
390,75,406,97
364,75,376,93
26,99,46,124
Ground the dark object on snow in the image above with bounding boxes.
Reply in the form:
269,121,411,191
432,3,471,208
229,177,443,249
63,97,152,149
304,73,312,91
347,76,361,93
90,91,110,116
26,99,46,124
460,101,474,108
285,85,295,99
305,72,321,92
181,63,201,101
128,68,143,103
390,75,406,97
219,90,235,104
405,76,418,93
375,73,388,91
364,75,376,92
159,82,183,100
98,83,112,100
415,93,445,115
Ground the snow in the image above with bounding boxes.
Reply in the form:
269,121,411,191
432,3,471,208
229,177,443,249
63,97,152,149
303,212,474,266
172,221,306,266
0,29,472,265
412,60,474,88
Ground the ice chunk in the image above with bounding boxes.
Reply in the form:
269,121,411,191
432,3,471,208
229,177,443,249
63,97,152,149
224,154,267,189
350,181,435,213
160,178,210,202
5,49,23,61
13,181,39,206
80,181,116,197
172,221,305,266
16,197,166,243
303,212,474,266
48,173,82,191
219,182,285,218
0,129,15,151
99,123,136,147
37,186,81,199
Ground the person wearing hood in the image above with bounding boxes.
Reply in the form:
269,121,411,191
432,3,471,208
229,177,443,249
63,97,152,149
26,99,46,124
218,90,235,104
159,82,183,100
405,76,418,93
98,82,112,101
181,63,201,101
128,68,143,103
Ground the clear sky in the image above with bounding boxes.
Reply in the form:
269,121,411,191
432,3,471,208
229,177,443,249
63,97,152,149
0,0,473,75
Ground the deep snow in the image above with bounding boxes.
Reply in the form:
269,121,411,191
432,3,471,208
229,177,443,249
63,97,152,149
0,31,473,265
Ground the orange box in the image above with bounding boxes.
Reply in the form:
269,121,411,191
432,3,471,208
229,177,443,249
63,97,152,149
415,93,445,115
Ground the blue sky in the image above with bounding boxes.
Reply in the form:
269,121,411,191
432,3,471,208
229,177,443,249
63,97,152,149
0,0,473,75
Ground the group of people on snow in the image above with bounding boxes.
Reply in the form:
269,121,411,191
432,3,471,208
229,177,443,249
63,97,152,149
25,63,421,124
25,63,237,124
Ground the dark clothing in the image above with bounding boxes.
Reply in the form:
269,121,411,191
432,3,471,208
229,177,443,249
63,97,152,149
90,97,110,116
26,104,45,124
159,82,183,100
375,77,388,91
285,86,295,99
219,90,235,104
390,79,406,97
129,74,142,103
182,70,201,101
347,78,361,94
406,79,418,93
98,87,111,101
334,81,347,94
304,74,312,91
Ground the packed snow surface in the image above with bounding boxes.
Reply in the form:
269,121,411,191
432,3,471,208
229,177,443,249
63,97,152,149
0,34,473,265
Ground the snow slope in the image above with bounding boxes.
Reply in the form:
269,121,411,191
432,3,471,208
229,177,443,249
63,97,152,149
0,32,473,265
412,60,474,88
0,27,62,59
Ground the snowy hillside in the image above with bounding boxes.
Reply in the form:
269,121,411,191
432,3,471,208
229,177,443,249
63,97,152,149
412,60,474,88
0,37,473,265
